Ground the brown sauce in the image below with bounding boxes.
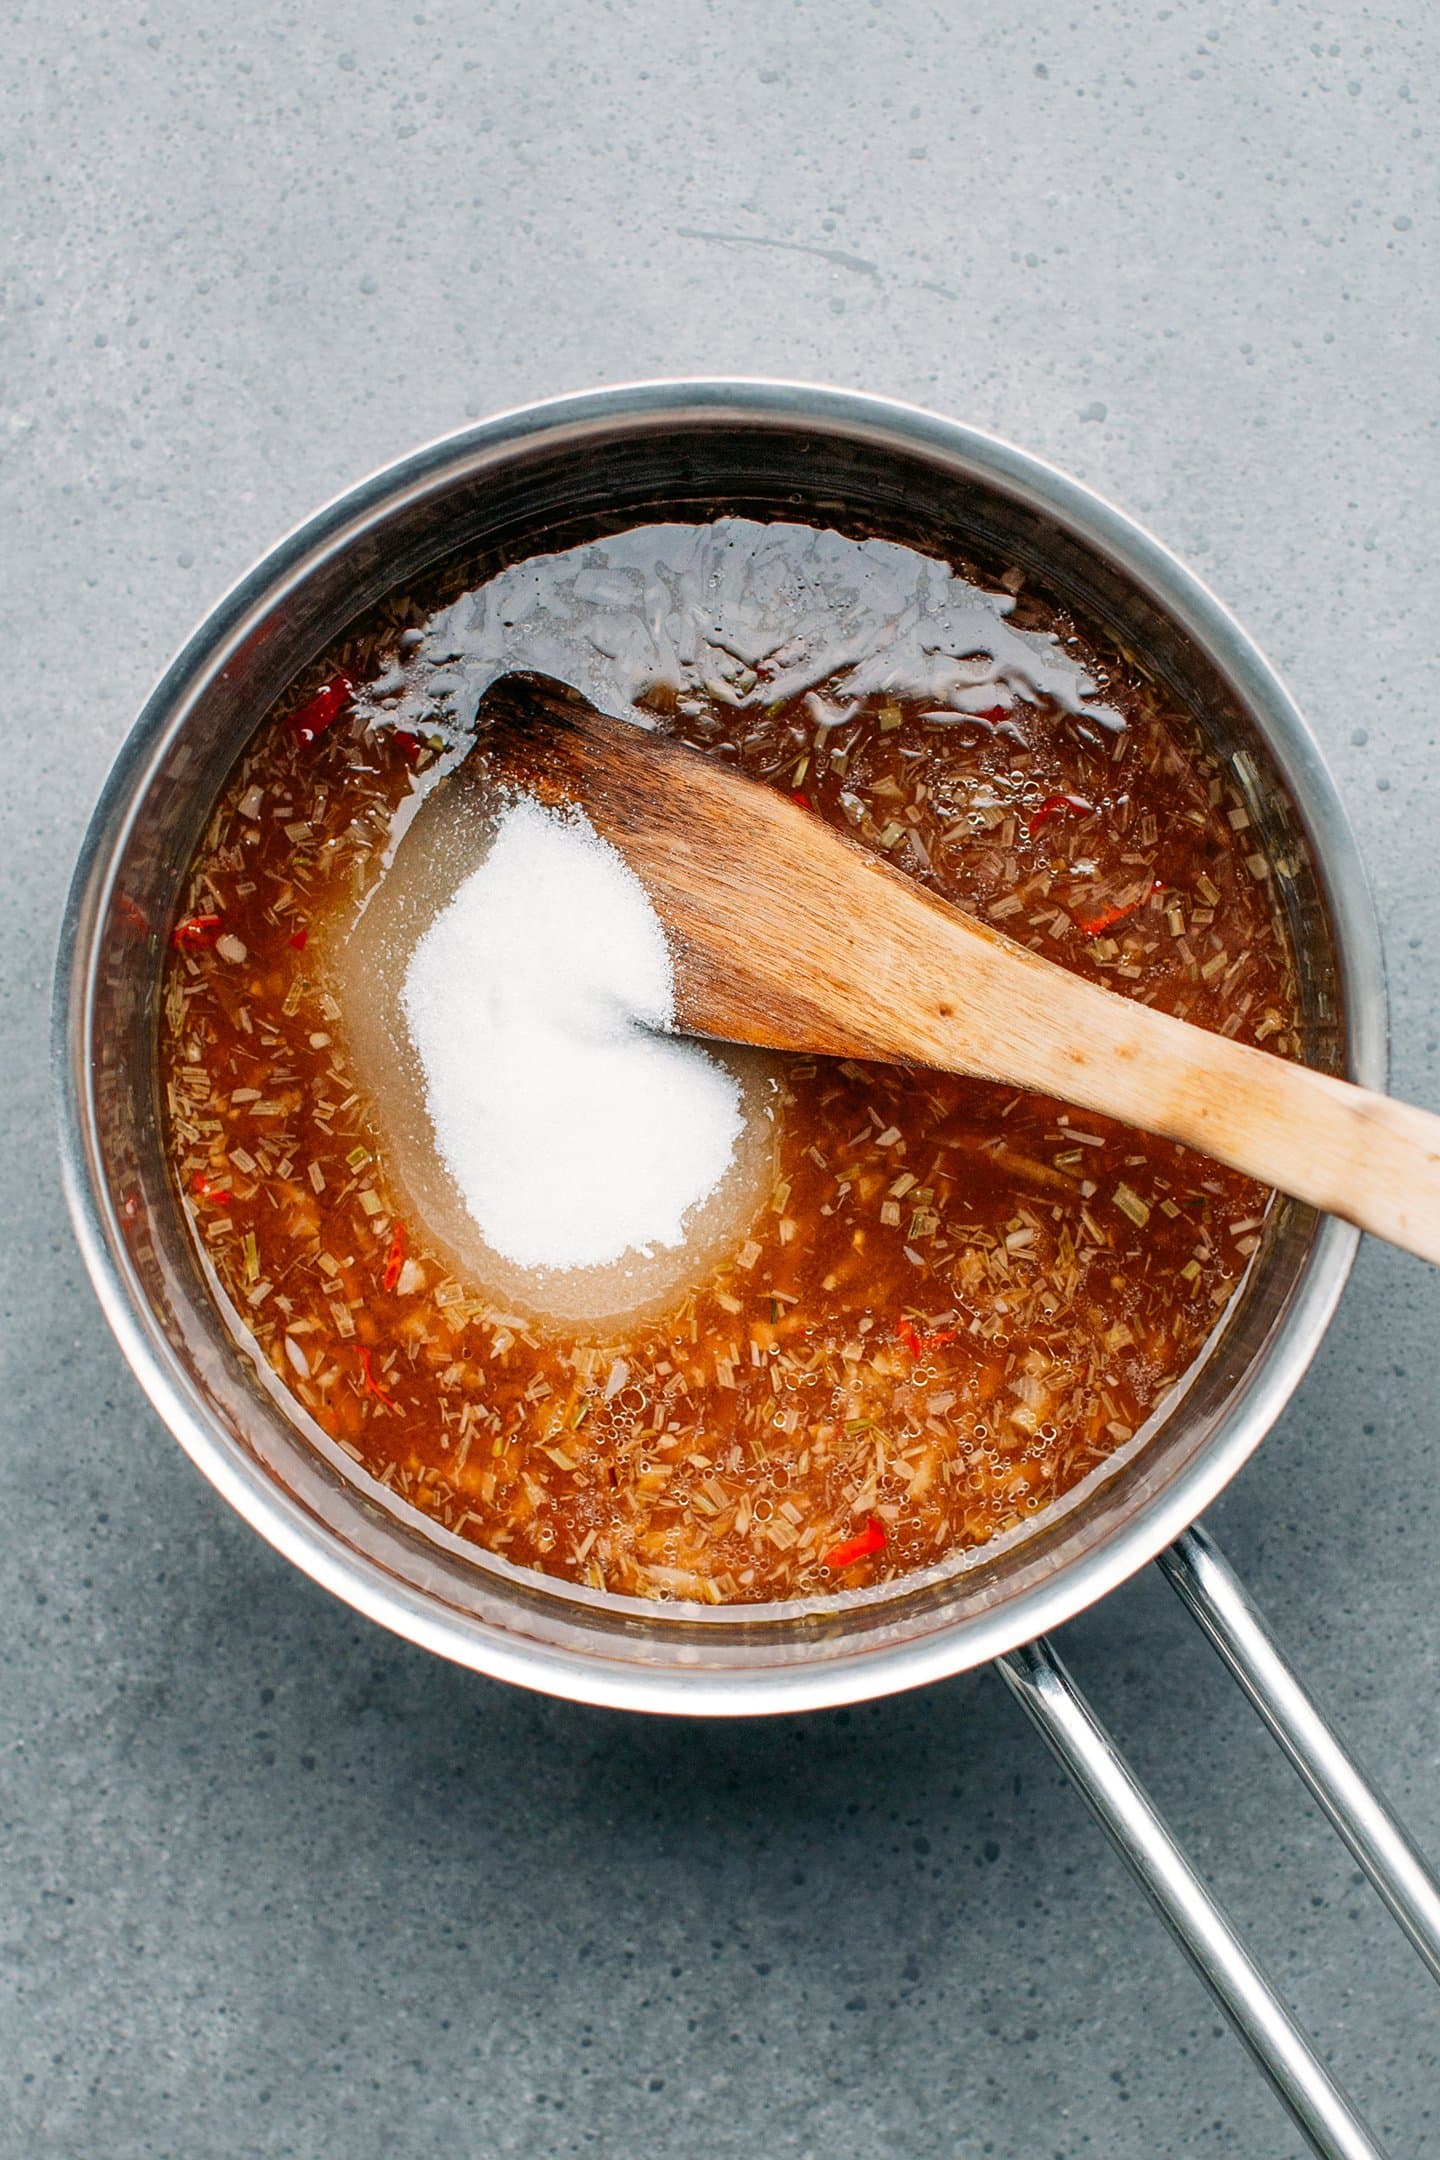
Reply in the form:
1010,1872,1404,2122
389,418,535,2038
161,519,1297,1603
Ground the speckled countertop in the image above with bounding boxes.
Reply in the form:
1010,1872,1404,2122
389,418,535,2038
3,6,1437,2155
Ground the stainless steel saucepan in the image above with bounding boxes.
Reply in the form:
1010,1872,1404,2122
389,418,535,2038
54,383,1440,2160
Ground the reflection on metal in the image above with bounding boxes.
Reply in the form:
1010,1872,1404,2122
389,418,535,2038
1162,1525,1440,1982
997,1636,1387,2160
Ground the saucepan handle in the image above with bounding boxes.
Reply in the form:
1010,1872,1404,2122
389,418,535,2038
997,1524,1440,2160
1158,1524,1440,1984
995,1635,1386,2160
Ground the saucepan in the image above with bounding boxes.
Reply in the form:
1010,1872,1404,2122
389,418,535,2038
54,382,1440,2159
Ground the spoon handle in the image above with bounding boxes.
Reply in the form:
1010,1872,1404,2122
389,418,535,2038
791,858,1440,1266
764,842,1440,1266
964,952,1440,1265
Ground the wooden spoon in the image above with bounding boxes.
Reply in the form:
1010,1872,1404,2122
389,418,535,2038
474,672,1440,1268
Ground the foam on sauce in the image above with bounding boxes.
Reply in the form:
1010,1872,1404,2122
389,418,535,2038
324,764,779,1330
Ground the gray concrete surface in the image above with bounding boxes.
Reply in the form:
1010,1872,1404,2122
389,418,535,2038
3,4,1437,2154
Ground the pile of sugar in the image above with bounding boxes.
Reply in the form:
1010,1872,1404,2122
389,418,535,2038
401,794,744,1272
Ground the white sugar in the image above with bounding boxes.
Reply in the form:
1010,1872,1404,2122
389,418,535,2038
401,794,743,1271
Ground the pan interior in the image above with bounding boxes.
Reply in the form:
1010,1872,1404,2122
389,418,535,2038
71,396,1357,1698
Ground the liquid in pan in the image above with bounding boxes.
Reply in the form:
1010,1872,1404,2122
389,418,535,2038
161,518,1297,1604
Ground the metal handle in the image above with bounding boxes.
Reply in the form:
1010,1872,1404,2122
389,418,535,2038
996,1636,1387,2160
1160,1524,1440,1983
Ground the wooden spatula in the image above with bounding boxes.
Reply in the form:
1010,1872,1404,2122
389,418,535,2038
474,672,1440,1268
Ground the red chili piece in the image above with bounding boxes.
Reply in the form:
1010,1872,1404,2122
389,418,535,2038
288,928,309,950
897,1317,956,1358
357,1345,394,1405
287,674,352,747
191,1171,232,1207
172,913,223,952
824,1518,888,1572
382,1223,406,1294
1075,880,1165,938
393,729,421,763
789,790,813,811
1027,793,1091,838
